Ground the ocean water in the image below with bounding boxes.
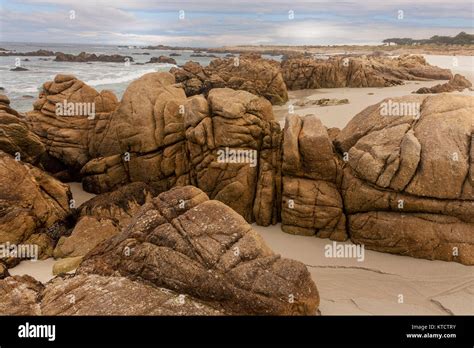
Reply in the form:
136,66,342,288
0,42,235,112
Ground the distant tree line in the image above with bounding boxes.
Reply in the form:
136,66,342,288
383,32,473,45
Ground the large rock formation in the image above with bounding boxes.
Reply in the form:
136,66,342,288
80,72,190,193
335,94,474,264
78,186,319,315
0,186,320,316
184,88,281,224
281,115,346,240
26,74,118,177
414,73,472,94
0,94,48,168
0,274,223,315
80,74,281,224
282,54,453,90
170,54,288,105
0,151,73,263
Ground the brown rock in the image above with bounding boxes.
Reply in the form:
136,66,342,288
414,74,472,93
53,216,118,258
282,54,452,90
78,186,319,315
184,88,281,223
335,94,474,264
0,274,223,315
26,75,118,175
170,55,288,105
0,94,54,169
81,72,189,193
281,115,346,240
0,151,73,261
0,275,43,315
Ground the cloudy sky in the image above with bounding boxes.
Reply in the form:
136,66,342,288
0,0,472,46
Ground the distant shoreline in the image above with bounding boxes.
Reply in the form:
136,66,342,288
1,42,474,56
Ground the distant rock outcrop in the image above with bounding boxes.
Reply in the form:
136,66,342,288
281,54,453,90
414,74,472,93
147,55,177,64
0,49,55,57
55,52,133,63
170,54,288,105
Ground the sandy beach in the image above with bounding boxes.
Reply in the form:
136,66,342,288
274,79,474,129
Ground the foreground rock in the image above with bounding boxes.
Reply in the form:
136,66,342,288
54,182,157,258
335,93,474,264
0,151,73,263
414,74,472,93
282,54,452,90
0,274,223,315
26,74,118,177
78,186,319,315
170,54,288,105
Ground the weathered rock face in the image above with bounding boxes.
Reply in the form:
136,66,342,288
54,182,158,258
80,75,281,224
414,74,472,94
81,72,190,193
0,262,9,279
26,74,118,176
282,54,453,90
335,94,474,264
0,94,47,167
78,186,319,315
184,88,281,223
281,115,346,240
0,275,43,315
0,151,73,262
170,55,288,105
0,274,223,315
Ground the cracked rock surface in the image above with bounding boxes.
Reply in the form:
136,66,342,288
281,54,453,90
77,185,319,315
335,94,474,264
170,54,288,105
0,151,73,263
